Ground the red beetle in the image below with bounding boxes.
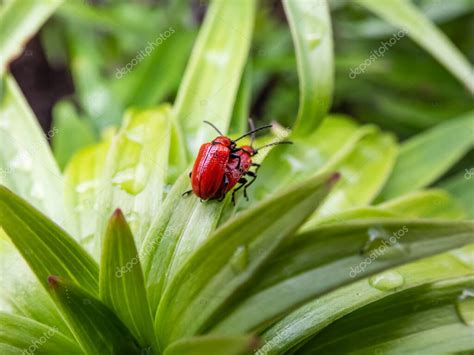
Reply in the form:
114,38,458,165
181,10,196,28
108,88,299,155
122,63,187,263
184,121,291,203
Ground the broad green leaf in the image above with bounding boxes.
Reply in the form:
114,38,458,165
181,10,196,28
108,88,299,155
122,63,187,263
51,100,96,171
0,186,99,295
164,335,260,355
113,30,194,109
0,0,63,76
63,133,114,248
65,24,123,130
0,230,71,337
47,276,141,354
251,115,374,202
95,105,172,254
0,313,81,354
155,171,338,346
141,172,228,314
377,189,466,220
284,0,334,135
299,276,474,354
100,209,157,353
0,76,65,226
356,0,474,94
307,130,397,224
378,111,474,200
261,244,474,353
172,0,256,154
229,62,252,135
211,220,474,335
439,172,474,219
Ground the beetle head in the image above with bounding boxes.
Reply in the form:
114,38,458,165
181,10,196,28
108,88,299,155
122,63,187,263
240,145,257,156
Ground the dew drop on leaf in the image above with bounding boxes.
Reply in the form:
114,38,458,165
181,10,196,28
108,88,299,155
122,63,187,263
456,289,474,327
450,246,474,271
230,245,248,273
368,270,404,291
111,164,148,195
306,33,322,49
361,226,409,260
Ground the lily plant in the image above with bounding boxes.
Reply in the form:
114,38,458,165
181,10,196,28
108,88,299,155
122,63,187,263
0,0,473,354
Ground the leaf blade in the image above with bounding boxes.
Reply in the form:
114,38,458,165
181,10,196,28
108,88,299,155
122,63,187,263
100,209,158,353
284,0,334,135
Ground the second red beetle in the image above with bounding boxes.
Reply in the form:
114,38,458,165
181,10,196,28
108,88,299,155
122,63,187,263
184,121,291,203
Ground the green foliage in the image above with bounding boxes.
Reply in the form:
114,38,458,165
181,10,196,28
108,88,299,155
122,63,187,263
0,0,473,354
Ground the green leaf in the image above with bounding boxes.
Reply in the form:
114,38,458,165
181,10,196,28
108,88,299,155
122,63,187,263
439,172,474,219
284,0,334,135
47,276,141,354
251,115,373,202
63,133,114,248
306,130,397,225
211,220,474,335
172,0,256,154
378,111,474,200
260,244,474,353
51,100,97,171
0,313,81,354
356,0,474,94
0,230,71,337
113,30,194,109
94,105,172,254
0,0,63,76
141,172,228,314
377,189,466,220
0,76,65,226
297,277,474,354
100,209,158,353
0,185,99,296
164,335,260,355
155,171,338,346
65,24,123,130
229,62,252,135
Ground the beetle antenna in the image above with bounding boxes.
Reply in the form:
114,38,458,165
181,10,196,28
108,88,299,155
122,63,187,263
248,118,256,146
235,124,273,142
203,120,224,136
255,141,293,153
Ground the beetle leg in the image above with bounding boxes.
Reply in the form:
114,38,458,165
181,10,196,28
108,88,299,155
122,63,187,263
188,171,192,178
182,190,192,197
218,175,230,202
242,171,257,200
251,163,261,172
231,177,248,205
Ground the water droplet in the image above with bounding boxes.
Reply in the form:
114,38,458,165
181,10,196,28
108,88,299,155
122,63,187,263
10,151,32,171
75,180,97,194
361,226,409,260
0,117,9,129
205,50,230,66
30,182,45,200
126,124,145,144
230,245,248,273
307,33,322,49
111,164,147,195
369,270,404,291
450,246,474,271
456,289,474,326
